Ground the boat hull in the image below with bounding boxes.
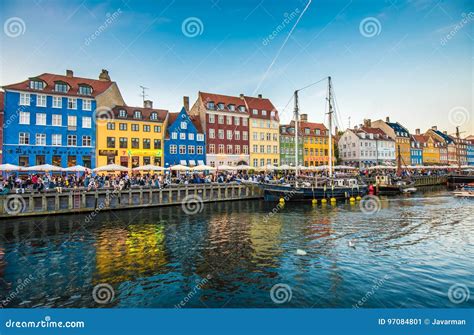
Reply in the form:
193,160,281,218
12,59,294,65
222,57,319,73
260,184,368,202
448,174,474,186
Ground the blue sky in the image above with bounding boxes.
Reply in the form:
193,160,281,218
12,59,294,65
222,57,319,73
1,0,472,134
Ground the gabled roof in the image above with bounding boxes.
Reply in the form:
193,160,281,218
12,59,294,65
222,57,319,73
412,134,428,143
432,129,454,144
386,122,410,136
299,121,328,137
243,95,279,121
359,126,386,136
3,73,115,98
112,105,168,122
190,115,203,133
199,92,247,114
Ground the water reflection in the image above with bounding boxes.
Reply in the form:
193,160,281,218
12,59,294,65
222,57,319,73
0,188,473,308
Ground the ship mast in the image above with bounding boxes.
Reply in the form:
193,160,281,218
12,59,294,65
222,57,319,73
294,90,300,177
327,76,333,179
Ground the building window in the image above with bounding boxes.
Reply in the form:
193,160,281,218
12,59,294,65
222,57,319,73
143,125,150,132
19,156,29,166
52,96,62,108
67,135,77,146
78,85,92,96
239,106,245,112
19,111,30,124
252,109,258,115
180,133,186,140
154,125,161,132
36,94,47,107
207,102,215,110
170,144,177,154
107,137,115,148
217,103,224,110
262,110,267,116
229,105,235,111
133,110,142,119
188,133,195,140
227,130,232,140
143,156,151,165
172,132,178,139
154,139,161,149
197,134,204,141
235,131,240,140
243,119,248,127
235,145,240,154
82,117,92,129
55,82,68,93
119,123,127,131
19,93,30,106
83,156,91,168
131,138,139,149
82,135,92,147
218,115,224,124
119,109,127,118
209,129,215,139
180,121,187,129
143,138,151,149
52,155,61,166
234,117,240,125
150,112,158,120
243,131,248,140
119,137,128,148
218,129,224,139
36,155,46,165
68,98,77,109
67,115,77,128
209,144,215,154
30,80,45,90
82,99,92,111
179,145,186,154
52,134,62,146
227,145,233,154
226,116,232,125
188,145,195,154
36,113,46,125
131,124,139,131
197,146,203,154
253,145,258,153
52,114,62,126
218,144,224,154
67,156,77,167
36,133,46,145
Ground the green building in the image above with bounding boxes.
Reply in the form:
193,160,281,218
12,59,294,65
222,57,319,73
280,124,303,166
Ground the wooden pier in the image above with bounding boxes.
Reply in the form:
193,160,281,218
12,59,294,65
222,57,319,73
0,184,263,219
412,175,448,187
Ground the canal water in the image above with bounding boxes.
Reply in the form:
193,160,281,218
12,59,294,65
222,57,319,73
0,188,473,308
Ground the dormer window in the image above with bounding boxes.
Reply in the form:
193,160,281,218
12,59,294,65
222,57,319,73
119,109,127,118
150,112,158,120
29,80,45,90
207,102,215,110
305,128,310,135
270,111,275,118
315,129,320,135
133,110,142,119
54,82,69,93
252,109,258,115
228,104,235,111
262,110,267,116
217,103,224,110
239,106,245,112
281,127,286,133
78,85,92,96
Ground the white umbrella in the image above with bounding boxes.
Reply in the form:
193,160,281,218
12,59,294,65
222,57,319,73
276,164,294,170
235,164,251,170
170,164,190,171
0,163,23,171
296,165,308,171
26,164,64,172
217,164,235,170
64,165,90,172
94,164,129,172
265,164,276,171
132,164,167,171
334,165,357,170
191,164,216,171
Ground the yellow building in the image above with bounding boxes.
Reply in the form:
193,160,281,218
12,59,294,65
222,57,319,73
414,134,439,165
372,117,411,165
246,95,280,167
96,101,168,168
299,115,335,167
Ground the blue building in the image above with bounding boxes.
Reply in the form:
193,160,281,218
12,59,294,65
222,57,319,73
164,107,206,167
410,135,423,165
2,69,124,168
467,138,474,166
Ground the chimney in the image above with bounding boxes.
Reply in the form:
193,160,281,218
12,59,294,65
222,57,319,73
385,116,390,122
144,100,153,109
99,69,111,81
431,126,437,131
183,96,190,112
415,128,420,135
363,119,371,127
239,93,244,99
66,69,73,77
258,94,262,99
443,130,447,135
300,114,308,122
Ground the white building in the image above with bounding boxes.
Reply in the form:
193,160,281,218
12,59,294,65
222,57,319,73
338,125,396,168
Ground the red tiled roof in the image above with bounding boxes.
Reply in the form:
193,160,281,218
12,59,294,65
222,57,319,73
243,95,279,121
167,112,180,126
360,126,386,136
112,105,168,122
199,92,248,114
190,115,203,133
412,134,428,143
3,73,115,98
299,121,328,136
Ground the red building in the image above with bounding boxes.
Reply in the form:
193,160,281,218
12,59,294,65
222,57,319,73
190,92,250,167
0,91,3,163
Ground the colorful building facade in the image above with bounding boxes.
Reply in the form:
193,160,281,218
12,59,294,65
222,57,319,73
425,127,456,165
96,101,168,168
279,124,303,166
466,137,474,166
164,107,206,167
190,92,250,167
410,135,423,165
246,95,280,167
299,114,334,167
372,117,411,165
2,70,124,168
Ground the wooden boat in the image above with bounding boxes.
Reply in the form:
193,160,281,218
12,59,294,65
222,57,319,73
453,183,474,198
374,175,416,195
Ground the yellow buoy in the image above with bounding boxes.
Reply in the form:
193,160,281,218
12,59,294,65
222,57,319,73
330,197,336,202
279,197,285,203
349,197,355,202
321,198,327,204
312,199,317,205
356,196,362,201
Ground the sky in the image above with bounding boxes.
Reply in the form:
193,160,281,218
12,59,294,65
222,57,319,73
1,0,472,135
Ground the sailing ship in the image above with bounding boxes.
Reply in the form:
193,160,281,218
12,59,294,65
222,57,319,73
259,77,368,201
